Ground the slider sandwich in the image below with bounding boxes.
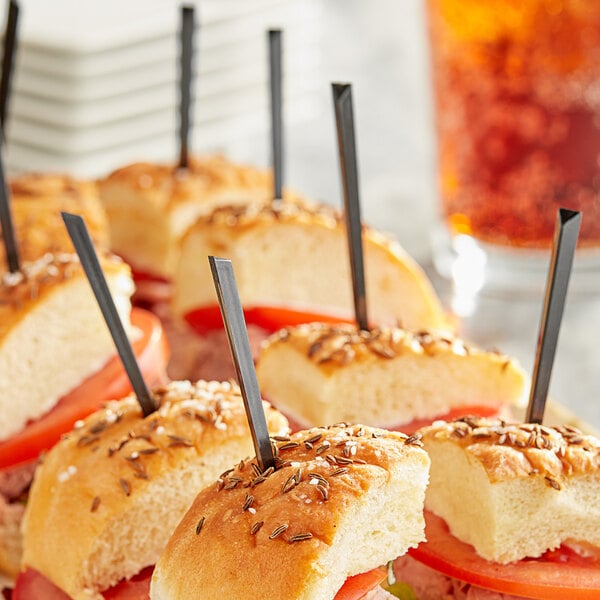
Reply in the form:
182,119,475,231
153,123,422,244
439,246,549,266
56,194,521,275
3,173,109,267
173,199,449,335
17,379,289,599
394,417,600,599
151,423,430,600
256,323,528,433
0,253,168,582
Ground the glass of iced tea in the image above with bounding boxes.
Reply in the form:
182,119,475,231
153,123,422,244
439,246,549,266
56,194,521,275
426,0,600,296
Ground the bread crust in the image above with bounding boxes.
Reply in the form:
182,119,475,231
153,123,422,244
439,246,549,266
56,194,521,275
421,417,600,482
21,380,289,600
101,156,275,212
151,424,430,600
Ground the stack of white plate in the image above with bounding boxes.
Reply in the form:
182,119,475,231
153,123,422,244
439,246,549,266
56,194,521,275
2,0,323,177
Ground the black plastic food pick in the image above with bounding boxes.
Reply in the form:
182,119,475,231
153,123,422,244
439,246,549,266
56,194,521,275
526,208,581,424
62,212,156,417
268,29,283,202
332,82,368,331
0,145,19,272
0,0,19,131
178,4,195,170
209,256,276,471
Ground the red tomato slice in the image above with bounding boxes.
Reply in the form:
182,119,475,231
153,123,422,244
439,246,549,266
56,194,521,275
333,567,387,600
129,266,169,284
185,305,354,335
408,511,600,599
13,569,70,600
102,566,152,599
13,567,152,600
0,308,169,470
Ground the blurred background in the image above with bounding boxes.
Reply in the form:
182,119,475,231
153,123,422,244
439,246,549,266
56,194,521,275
3,0,600,430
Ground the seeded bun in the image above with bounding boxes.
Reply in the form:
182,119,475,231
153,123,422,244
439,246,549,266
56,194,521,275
173,199,450,333
0,253,134,442
21,380,290,600
256,323,528,430
99,155,295,282
3,173,109,267
150,424,430,600
420,417,600,563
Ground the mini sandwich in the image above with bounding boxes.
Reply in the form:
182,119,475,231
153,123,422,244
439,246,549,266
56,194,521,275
0,252,168,582
98,155,290,295
151,423,430,600
394,417,600,599
17,379,289,600
4,173,109,267
256,323,528,433
173,199,449,336
0,253,133,443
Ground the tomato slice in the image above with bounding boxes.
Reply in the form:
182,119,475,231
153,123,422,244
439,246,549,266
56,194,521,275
408,511,600,599
333,567,387,600
185,305,354,335
0,308,169,470
13,569,70,600
102,567,152,599
13,567,152,600
129,266,169,284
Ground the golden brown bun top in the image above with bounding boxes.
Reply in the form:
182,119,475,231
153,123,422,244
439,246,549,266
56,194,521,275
0,252,129,339
35,379,289,516
262,322,522,374
4,173,109,264
101,155,295,211
199,195,340,228
188,197,428,265
420,417,600,485
154,424,428,599
191,197,452,282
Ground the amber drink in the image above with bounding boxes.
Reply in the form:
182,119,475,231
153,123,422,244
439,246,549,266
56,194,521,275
427,0,600,292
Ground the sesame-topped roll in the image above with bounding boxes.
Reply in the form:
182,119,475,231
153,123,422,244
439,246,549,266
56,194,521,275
0,252,133,442
3,172,109,268
21,380,290,600
151,424,430,600
419,417,600,563
256,322,528,432
173,198,450,333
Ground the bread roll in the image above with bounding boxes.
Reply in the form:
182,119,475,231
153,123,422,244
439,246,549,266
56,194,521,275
256,323,527,429
21,379,290,600
151,424,430,600
420,417,600,563
173,200,450,332
99,155,288,281
2,173,109,268
0,253,133,442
